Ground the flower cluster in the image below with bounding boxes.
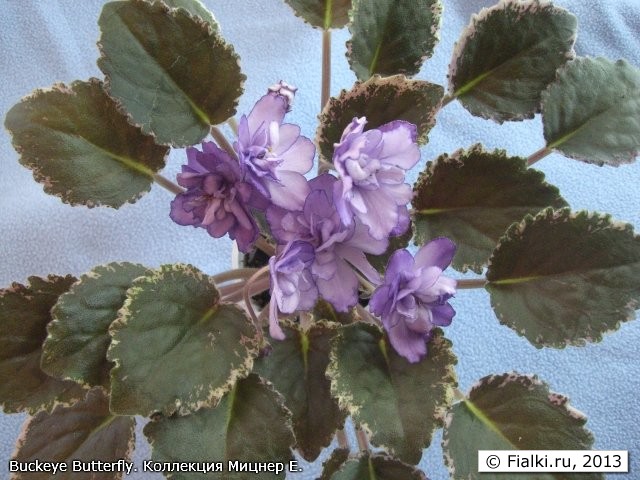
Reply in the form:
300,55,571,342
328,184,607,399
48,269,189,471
171,82,457,362
370,238,457,363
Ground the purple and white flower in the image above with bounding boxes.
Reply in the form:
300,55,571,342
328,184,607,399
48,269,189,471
235,81,315,210
170,142,259,252
266,174,387,334
369,238,457,363
268,240,318,339
333,117,420,239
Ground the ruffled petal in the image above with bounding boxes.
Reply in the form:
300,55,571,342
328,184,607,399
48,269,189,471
369,285,391,316
230,219,259,253
390,206,411,236
377,121,420,169
384,249,415,281
267,206,308,244
385,313,428,363
414,237,457,270
206,214,234,238
333,179,354,226
335,244,381,285
347,221,388,255
269,300,286,340
316,259,359,312
248,94,287,134
357,188,399,240
430,302,456,326
170,194,198,226
267,171,310,210
279,135,315,174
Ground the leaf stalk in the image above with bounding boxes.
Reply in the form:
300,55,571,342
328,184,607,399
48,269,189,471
321,29,331,110
526,146,552,166
211,126,238,160
152,173,184,195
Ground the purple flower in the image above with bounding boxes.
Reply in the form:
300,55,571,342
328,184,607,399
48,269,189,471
268,240,318,339
235,81,315,210
170,142,259,252
267,174,387,313
333,117,420,240
369,238,457,363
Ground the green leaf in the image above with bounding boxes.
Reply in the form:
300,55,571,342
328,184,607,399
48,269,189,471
443,372,602,480
319,448,351,480
98,0,245,146
366,223,413,273
144,374,294,480
542,57,640,166
41,262,151,389
326,452,427,480
254,321,345,461
160,0,218,29
316,75,443,164
328,323,457,464
11,388,136,480
449,0,577,122
284,0,352,29
486,208,640,348
107,264,258,416
347,0,443,80
0,276,87,414
312,299,361,325
4,79,169,208
412,145,568,273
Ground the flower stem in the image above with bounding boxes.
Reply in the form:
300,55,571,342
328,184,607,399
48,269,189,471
211,126,238,160
318,158,333,175
355,427,370,452
243,266,270,342
212,268,259,285
321,29,331,110
456,278,487,289
526,146,552,166
440,92,455,109
258,301,270,330
227,117,239,136
453,387,466,402
152,173,184,195
336,429,350,450
299,311,313,330
218,281,243,298
356,304,379,325
255,236,275,257
221,276,269,303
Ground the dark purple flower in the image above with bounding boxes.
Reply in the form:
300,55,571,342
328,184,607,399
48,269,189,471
333,117,420,239
170,142,259,252
268,240,318,339
235,81,315,210
267,174,387,313
369,238,457,363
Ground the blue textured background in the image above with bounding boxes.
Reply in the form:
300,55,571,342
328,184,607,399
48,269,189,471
1,1,639,479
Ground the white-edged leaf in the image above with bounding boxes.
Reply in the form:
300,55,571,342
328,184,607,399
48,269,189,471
449,0,577,122
443,372,602,480
412,145,568,273
347,0,443,80
98,0,245,146
4,79,169,208
542,57,640,166
487,208,640,347
11,388,135,480
41,262,151,388
107,264,259,416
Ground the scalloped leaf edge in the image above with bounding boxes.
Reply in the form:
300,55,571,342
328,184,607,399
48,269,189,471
448,0,577,122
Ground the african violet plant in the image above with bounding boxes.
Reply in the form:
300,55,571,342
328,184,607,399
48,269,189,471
1,0,639,479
